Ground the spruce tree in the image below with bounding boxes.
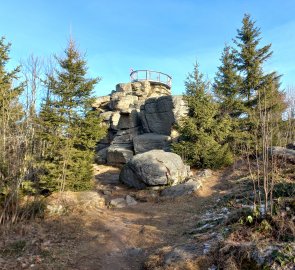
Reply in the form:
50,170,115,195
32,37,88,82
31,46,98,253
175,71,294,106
213,45,242,117
38,40,106,191
214,15,286,151
213,45,249,150
173,62,233,169
233,14,285,134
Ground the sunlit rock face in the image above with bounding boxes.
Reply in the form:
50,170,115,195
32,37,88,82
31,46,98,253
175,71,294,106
119,150,190,189
93,80,188,167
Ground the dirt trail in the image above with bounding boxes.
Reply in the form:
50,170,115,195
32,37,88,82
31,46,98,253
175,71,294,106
66,165,229,270
0,165,234,270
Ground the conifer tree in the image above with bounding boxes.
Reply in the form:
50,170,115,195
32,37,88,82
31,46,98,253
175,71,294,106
214,15,286,151
0,37,24,187
213,45,242,117
233,14,286,134
213,45,249,150
38,40,105,191
173,62,233,169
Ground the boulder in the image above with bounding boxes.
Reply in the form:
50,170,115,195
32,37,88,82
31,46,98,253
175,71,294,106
119,150,189,189
161,179,201,197
140,96,175,135
133,133,171,154
106,144,134,166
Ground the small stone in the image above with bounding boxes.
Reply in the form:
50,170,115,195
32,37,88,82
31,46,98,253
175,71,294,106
161,179,201,197
103,190,112,196
196,169,213,178
110,198,126,208
126,195,137,206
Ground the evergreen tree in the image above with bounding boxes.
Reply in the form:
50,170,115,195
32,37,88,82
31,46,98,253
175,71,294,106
214,15,286,151
0,37,24,186
213,45,250,151
233,14,285,132
38,40,106,191
213,45,242,117
173,62,233,169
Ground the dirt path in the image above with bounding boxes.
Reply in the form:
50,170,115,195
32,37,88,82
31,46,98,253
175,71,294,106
66,165,230,270
0,165,235,270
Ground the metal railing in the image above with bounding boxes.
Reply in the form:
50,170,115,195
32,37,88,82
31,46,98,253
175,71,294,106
130,70,172,88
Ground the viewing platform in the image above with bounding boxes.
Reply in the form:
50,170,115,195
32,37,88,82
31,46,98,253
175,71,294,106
130,70,172,89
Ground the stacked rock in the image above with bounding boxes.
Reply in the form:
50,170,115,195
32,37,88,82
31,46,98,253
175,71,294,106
93,80,188,167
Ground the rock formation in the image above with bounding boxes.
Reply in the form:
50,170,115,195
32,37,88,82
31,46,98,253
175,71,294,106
93,80,188,167
119,150,190,189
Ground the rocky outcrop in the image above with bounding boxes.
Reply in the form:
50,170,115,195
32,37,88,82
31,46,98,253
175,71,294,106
119,150,189,189
93,80,188,167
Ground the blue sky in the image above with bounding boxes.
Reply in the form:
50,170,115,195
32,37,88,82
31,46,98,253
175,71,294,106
1,0,295,97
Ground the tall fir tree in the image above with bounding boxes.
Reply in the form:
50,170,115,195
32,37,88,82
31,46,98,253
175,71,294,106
38,40,106,191
213,45,249,150
214,14,286,151
173,62,233,169
233,14,285,133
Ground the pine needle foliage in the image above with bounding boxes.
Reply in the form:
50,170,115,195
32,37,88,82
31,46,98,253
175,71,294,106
173,62,233,169
214,14,287,151
38,40,106,192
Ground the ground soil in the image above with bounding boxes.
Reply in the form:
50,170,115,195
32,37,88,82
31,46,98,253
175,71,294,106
0,164,241,270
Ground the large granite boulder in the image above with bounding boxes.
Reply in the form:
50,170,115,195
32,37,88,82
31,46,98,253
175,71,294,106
119,150,189,189
140,96,175,135
133,133,171,154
